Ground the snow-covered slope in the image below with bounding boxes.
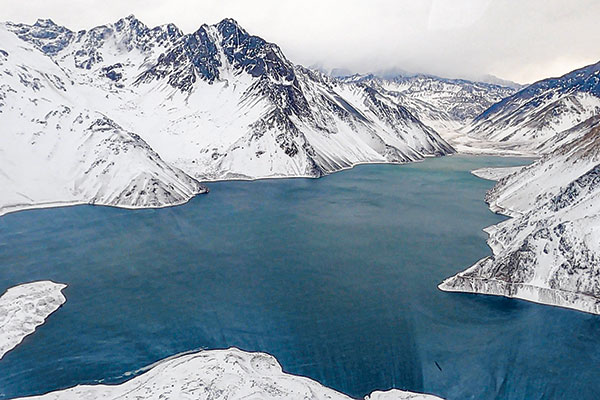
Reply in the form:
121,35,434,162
15,347,442,400
0,281,66,360
340,74,516,135
126,18,453,180
0,23,207,216
466,62,600,154
440,117,600,314
477,74,525,91
1,16,454,209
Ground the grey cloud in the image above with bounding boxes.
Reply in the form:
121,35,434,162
3,0,599,83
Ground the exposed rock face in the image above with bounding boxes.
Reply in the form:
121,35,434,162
440,119,600,315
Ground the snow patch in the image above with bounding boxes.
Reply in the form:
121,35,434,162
0,281,66,360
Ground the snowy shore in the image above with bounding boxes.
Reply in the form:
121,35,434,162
13,347,442,400
440,123,600,315
0,192,208,219
0,281,66,359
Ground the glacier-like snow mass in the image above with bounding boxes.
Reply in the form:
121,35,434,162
0,281,66,360
440,116,600,314
14,347,442,400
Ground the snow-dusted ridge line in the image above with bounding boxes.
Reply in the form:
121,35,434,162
339,73,517,137
14,347,442,400
466,60,600,154
0,281,67,360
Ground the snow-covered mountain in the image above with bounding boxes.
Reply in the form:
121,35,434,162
1,16,455,215
466,61,600,154
440,116,600,314
340,74,517,135
0,22,207,216
13,347,442,400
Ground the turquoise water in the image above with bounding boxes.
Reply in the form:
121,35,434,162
1,155,599,400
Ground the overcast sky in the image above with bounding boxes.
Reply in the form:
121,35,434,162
2,0,599,84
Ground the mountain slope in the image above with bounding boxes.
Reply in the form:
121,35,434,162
340,74,516,135
125,18,455,180
3,16,454,192
440,116,600,314
13,347,442,400
466,62,600,154
0,23,206,216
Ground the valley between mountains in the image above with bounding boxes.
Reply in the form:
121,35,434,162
2,12,600,400
3,15,600,315
2,11,600,371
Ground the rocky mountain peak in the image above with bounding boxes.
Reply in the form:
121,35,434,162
34,18,60,28
113,14,148,34
136,17,296,91
7,18,73,55
216,18,246,36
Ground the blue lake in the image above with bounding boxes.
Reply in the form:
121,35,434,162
1,155,599,400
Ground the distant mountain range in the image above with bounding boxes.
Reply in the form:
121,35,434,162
339,73,516,134
477,74,526,91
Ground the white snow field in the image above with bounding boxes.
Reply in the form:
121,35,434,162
14,347,442,400
0,281,66,360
